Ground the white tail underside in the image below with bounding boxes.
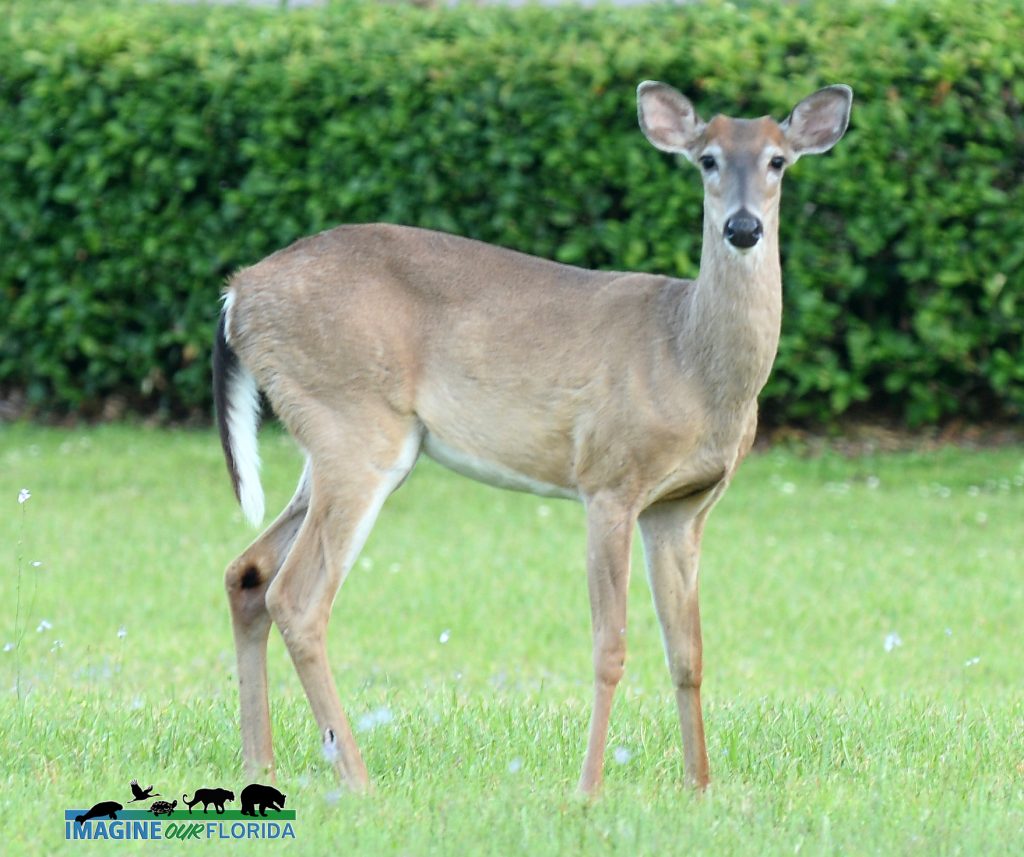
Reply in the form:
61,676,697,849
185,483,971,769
228,353,265,528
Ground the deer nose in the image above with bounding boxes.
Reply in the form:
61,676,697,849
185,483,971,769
724,211,763,249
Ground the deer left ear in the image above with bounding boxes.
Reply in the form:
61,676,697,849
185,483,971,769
781,85,853,159
637,81,705,158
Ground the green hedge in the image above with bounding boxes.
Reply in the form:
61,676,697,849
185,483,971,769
1,0,1022,424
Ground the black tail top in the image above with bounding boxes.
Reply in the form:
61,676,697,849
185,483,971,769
212,309,241,503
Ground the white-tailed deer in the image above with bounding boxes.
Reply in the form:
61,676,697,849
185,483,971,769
213,81,852,793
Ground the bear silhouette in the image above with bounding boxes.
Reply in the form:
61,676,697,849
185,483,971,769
75,801,123,824
182,788,235,814
239,783,286,817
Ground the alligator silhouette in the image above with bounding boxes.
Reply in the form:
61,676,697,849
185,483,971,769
75,801,123,825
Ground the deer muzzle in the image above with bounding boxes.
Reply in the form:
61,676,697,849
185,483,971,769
723,210,763,249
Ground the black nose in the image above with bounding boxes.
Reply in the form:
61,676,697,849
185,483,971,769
724,211,763,248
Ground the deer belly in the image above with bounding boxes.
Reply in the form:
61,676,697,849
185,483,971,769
422,431,579,500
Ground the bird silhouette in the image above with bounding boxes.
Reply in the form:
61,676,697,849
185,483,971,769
128,779,161,802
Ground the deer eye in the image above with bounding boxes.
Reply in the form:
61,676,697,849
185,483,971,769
769,155,786,170
698,154,717,171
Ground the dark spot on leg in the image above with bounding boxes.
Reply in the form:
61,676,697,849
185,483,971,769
239,565,262,590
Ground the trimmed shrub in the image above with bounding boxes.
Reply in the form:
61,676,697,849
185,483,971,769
1,0,1021,424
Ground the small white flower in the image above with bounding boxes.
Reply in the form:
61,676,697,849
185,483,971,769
439,629,451,644
356,706,394,733
17,488,31,504
613,746,633,765
117,626,127,639
964,656,980,668
508,757,523,774
3,642,14,653
884,631,902,653
36,619,52,633
51,639,63,652
30,561,42,568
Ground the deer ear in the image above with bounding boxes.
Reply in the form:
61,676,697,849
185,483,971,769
781,85,853,158
637,81,705,159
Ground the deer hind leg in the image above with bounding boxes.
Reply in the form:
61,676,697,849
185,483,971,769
638,501,711,790
225,457,313,780
265,415,421,791
577,494,638,795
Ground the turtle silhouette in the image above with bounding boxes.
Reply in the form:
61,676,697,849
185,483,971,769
75,801,122,825
128,779,160,802
148,799,177,817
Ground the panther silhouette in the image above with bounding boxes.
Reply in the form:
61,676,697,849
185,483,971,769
182,788,235,814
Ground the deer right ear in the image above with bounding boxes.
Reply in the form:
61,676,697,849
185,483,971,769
637,81,705,159
781,85,853,158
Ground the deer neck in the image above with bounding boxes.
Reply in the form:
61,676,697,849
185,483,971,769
678,209,783,411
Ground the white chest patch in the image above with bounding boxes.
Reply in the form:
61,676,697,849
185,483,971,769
422,432,578,501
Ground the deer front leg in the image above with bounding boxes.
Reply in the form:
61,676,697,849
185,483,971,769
225,459,313,781
638,501,711,789
577,494,638,796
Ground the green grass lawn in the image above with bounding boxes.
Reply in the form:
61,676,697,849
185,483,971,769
1,424,1022,855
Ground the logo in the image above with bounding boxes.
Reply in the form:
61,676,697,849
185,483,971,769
66,779,296,842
